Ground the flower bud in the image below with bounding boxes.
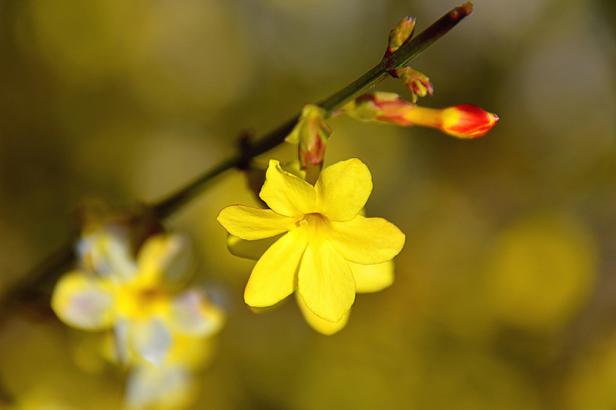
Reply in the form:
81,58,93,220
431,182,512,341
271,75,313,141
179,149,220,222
400,104,499,139
393,67,434,103
286,104,331,169
343,92,499,139
385,16,416,56
434,104,500,139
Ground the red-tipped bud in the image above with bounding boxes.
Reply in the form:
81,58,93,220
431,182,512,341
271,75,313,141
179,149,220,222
438,104,500,139
393,67,434,102
385,16,416,56
342,92,499,139
286,104,331,169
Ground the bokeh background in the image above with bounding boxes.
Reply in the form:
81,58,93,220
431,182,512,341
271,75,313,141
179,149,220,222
1,0,616,408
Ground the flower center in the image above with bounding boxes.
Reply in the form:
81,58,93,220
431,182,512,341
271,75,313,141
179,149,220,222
115,283,168,318
297,213,329,238
303,212,327,225
136,287,165,304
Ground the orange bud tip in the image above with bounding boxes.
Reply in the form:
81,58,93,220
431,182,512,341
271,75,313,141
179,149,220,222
442,104,499,139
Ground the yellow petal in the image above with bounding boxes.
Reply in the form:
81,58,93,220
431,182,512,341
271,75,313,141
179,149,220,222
126,365,195,410
51,272,115,330
130,318,172,365
167,290,224,337
297,242,355,322
112,319,131,364
315,158,372,221
350,261,394,293
330,215,405,264
259,159,316,217
136,234,191,287
227,235,277,260
218,205,294,240
78,230,137,281
296,293,349,335
244,228,308,307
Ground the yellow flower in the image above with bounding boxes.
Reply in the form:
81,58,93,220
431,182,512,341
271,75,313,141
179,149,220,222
52,230,224,365
218,158,405,333
227,234,394,335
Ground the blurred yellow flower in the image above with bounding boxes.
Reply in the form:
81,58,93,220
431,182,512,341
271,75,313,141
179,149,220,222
218,158,405,334
52,229,224,366
125,363,194,410
125,333,216,410
486,213,596,331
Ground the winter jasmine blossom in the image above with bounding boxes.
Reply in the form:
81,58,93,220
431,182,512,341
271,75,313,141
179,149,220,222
218,158,405,331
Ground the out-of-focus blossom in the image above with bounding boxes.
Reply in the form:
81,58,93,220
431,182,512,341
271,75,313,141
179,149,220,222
485,214,596,331
52,229,224,366
342,92,499,139
126,364,192,410
125,333,215,410
218,159,404,334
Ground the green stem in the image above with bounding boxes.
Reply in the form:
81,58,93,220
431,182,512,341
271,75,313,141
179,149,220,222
2,2,473,315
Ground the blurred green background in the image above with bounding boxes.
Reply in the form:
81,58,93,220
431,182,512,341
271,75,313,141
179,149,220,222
1,0,616,408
